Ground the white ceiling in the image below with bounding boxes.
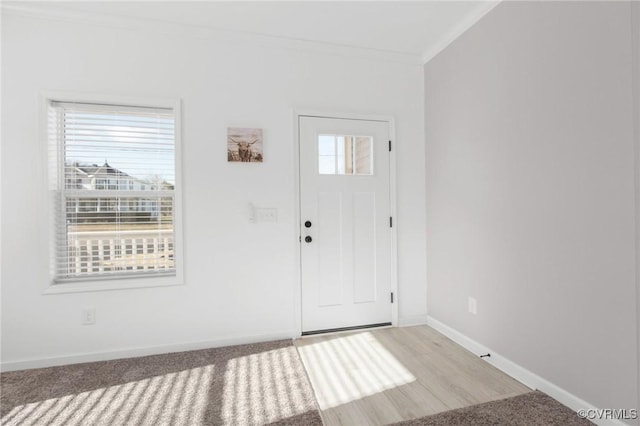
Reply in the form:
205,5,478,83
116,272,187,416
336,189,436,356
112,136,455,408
10,1,499,62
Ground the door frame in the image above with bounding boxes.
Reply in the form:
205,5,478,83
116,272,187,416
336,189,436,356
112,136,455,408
292,109,399,336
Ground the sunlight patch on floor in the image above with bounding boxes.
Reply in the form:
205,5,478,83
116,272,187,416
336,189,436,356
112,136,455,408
2,345,316,426
220,347,313,426
297,331,416,409
1,366,214,426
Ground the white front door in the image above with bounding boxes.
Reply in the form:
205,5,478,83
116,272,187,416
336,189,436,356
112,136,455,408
299,115,392,334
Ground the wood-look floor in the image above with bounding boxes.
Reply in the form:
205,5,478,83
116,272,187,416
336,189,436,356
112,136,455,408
295,325,531,425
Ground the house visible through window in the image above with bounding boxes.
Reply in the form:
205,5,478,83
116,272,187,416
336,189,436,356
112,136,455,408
48,100,178,283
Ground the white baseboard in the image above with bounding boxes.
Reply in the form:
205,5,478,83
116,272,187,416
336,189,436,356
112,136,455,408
426,316,629,426
398,314,428,327
0,331,294,372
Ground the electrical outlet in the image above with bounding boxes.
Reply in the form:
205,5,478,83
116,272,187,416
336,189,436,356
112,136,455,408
468,297,477,315
82,307,96,325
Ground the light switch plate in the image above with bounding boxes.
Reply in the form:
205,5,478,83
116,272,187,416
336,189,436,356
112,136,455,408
256,208,277,223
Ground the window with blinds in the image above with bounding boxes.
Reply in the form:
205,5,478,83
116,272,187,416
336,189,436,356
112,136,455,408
48,100,178,283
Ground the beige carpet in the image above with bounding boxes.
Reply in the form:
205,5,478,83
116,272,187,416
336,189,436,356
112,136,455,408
0,340,322,426
391,391,593,426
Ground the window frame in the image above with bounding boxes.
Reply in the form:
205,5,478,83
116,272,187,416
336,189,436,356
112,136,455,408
41,91,184,294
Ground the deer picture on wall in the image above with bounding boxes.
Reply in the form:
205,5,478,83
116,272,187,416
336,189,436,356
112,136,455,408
227,127,263,163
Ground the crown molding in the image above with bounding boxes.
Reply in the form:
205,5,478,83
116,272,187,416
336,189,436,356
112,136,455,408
2,2,423,66
422,1,501,65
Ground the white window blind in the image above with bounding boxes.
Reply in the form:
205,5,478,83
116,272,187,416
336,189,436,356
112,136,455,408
48,101,177,282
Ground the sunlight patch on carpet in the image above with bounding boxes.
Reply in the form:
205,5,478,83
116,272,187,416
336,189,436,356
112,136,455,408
2,344,319,426
221,346,314,425
1,365,214,426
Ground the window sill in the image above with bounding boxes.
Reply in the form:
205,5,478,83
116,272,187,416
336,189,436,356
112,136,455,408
43,273,184,294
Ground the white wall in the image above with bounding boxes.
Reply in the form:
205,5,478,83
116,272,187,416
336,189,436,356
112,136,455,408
635,2,640,417
425,1,637,414
0,9,426,368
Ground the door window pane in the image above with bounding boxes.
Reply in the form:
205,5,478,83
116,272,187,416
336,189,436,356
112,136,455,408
354,137,373,174
318,134,373,175
318,135,336,174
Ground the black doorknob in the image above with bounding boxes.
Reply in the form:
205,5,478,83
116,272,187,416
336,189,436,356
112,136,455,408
304,221,312,228
305,236,312,243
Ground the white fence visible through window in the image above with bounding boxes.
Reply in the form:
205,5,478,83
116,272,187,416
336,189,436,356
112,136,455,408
63,229,174,277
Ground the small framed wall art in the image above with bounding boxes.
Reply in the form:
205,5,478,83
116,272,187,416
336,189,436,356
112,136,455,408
227,127,263,163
